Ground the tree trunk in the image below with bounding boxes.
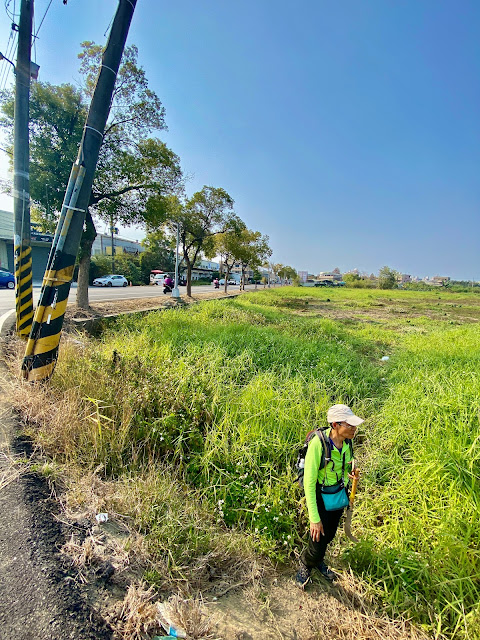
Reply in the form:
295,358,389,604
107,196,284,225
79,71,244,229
186,262,192,297
76,209,96,309
224,268,229,293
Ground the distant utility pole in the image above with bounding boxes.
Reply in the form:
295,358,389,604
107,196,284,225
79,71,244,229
110,215,115,273
22,0,137,382
13,0,34,337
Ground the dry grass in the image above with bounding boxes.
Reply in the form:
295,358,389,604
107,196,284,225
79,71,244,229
308,570,431,640
214,570,431,640
108,582,162,640
159,594,219,639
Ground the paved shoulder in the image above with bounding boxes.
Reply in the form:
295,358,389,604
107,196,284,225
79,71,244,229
0,397,112,640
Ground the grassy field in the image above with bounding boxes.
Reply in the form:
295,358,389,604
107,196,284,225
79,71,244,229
21,287,480,638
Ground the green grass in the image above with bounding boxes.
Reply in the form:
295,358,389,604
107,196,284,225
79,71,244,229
36,287,480,638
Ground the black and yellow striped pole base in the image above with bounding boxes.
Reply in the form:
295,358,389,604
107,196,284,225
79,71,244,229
22,261,75,382
14,242,34,337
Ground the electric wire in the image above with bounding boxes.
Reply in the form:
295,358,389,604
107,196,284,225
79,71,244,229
0,34,12,89
35,0,53,38
0,31,13,88
32,3,36,64
0,30,17,91
4,36,18,90
4,0,16,21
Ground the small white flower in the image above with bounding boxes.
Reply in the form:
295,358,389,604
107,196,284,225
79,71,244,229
400,568,405,573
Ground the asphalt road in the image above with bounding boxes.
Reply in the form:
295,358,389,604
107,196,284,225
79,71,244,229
0,283,260,318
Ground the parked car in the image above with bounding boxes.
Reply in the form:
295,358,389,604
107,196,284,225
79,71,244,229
0,269,15,289
92,274,128,287
219,278,238,285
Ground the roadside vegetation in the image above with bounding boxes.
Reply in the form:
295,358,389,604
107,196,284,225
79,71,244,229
10,287,480,639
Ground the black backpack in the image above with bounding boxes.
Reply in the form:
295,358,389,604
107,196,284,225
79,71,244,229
295,427,353,488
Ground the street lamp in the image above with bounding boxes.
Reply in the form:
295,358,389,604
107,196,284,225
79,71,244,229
0,51,39,78
0,51,15,70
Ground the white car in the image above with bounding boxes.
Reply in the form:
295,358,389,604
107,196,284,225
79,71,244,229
92,274,128,287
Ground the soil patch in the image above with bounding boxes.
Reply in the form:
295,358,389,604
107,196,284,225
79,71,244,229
65,290,242,322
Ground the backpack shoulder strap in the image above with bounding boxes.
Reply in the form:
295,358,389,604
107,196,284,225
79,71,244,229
345,437,354,459
315,428,332,470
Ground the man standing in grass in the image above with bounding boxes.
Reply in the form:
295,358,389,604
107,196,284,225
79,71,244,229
296,404,364,587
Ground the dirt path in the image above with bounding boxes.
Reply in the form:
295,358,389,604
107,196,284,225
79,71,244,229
0,378,113,640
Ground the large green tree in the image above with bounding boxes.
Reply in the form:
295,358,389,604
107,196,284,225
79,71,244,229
213,218,248,292
378,265,398,289
168,186,237,297
234,229,271,290
0,43,182,308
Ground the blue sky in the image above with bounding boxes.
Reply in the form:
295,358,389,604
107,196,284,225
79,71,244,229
0,0,479,279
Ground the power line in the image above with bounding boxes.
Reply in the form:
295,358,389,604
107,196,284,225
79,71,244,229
4,0,17,20
35,0,53,37
0,29,18,91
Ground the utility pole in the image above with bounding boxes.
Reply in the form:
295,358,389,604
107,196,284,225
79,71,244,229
110,215,115,273
13,0,34,337
22,0,137,382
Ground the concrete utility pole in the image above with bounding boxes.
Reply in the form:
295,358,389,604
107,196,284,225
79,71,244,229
23,0,137,382
13,0,34,337
110,215,115,273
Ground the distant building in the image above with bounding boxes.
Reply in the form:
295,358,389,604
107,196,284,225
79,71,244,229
317,271,343,282
191,258,219,280
431,276,450,286
298,270,308,283
0,209,144,281
0,209,54,280
92,233,144,257
396,274,412,284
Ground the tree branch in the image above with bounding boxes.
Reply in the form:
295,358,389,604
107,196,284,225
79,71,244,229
89,182,157,205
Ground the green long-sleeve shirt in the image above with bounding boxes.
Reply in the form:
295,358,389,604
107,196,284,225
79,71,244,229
304,427,354,523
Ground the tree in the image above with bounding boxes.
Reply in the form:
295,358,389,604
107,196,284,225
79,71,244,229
0,43,183,308
270,263,284,285
213,218,248,293
171,186,236,296
378,266,398,289
234,230,271,290
278,265,296,283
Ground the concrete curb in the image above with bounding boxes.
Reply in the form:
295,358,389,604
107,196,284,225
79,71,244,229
0,309,16,338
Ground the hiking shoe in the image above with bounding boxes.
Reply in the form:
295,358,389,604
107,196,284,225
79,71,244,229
295,560,311,588
318,562,338,582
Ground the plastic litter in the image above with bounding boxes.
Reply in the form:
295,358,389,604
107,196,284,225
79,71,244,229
381,356,390,361
95,513,108,523
157,602,187,638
